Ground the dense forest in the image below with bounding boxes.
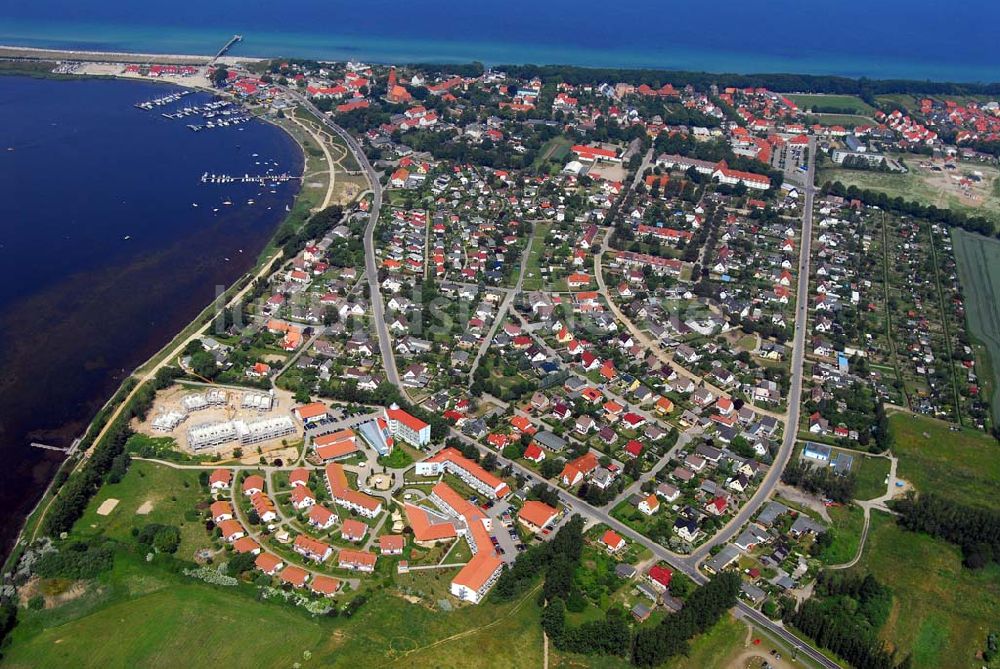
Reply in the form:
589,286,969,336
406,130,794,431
492,65,1000,102
892,493,1000,568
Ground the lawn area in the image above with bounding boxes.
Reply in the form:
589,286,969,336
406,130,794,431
952,228,1000,424
851,511,1000,669
3,550,328,669
853,455,891,500
818,503,865,566
324,584,545,668
787,93,875,114
889,412,1000,511
69,460,211,559
378,447,415,469
522,221,550,291
4,584,326,669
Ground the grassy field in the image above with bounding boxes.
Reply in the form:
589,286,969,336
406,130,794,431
951,228,1000,424
532,136,573,173
818,503,865,565
805,113,875,128
874,94,921,111
850,511,1000,669
4,548,546,669
853,455,892,500
818,157,1000,224
3,580,329,668
889,413,1000,511
69,460,211,559
787,94,875,114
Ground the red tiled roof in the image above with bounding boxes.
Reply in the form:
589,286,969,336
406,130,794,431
518,501,558,529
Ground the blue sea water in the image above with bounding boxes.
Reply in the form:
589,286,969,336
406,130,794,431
2,0,999,82
0,76,301,554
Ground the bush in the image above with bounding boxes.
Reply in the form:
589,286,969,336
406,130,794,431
33,540,115,579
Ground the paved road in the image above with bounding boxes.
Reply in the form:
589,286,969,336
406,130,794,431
685,139,818,563
292,95,403,394
466,224,536,387
606,429,695,509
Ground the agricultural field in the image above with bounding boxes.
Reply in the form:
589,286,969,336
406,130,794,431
849,511,1000,669
787,94,875,115
951,228,1000,425
888,412,1000,511
819,155,1000,224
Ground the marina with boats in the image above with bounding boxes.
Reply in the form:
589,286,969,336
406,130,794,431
135,93,252,132
133,90,194,110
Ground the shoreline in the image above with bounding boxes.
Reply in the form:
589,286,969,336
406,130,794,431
0,70,313,569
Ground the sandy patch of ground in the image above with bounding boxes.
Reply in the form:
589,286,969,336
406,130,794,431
96,498,120,516
18,576,90,609
775,483,831,522
727,651,797,669
136,501,154,515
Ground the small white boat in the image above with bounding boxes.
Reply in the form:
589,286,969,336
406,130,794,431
123,235,131,240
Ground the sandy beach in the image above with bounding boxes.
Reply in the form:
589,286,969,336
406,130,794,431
0,44,260,66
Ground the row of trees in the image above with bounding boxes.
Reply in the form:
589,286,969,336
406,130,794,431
497,64,1000,100
893,493,1000,569
528,518,740,666
492,515,586,601
273,204,344,260
43,366,181,537
823,181,995,238
630,572,741,666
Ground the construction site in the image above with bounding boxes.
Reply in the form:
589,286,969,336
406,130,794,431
132,383,304,457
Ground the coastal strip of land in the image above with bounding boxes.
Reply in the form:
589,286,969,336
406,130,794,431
0,44,260,65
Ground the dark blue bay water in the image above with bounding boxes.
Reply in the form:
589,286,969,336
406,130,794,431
2,0,999,82
0,76,301,554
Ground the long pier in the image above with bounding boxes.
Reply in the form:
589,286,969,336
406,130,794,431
213,35,243,62
30,438,79,455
